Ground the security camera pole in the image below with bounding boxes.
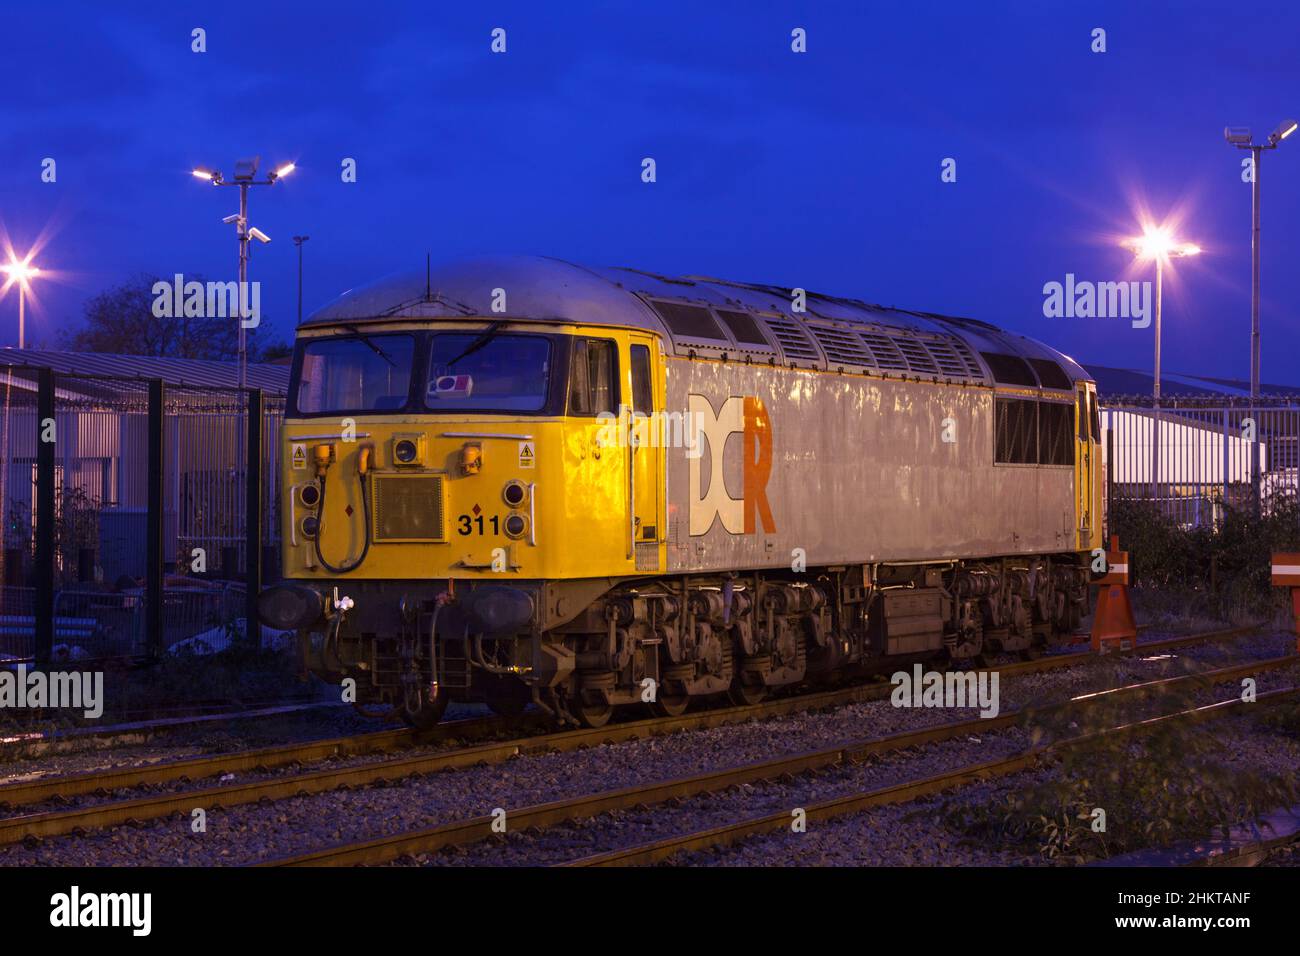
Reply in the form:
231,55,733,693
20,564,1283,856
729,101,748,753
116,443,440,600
192,157,296,389
1224,119,1297,507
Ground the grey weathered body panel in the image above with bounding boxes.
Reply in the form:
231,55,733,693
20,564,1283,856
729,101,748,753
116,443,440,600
664,358,1075,573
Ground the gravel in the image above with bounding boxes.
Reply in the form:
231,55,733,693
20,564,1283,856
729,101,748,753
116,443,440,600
0,626,1294,866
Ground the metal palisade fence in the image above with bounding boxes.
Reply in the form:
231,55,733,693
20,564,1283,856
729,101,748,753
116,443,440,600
1102,397,1300,529
0,365,284,664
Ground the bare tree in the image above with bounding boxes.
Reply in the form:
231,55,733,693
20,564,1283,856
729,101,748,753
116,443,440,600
63,273,289,361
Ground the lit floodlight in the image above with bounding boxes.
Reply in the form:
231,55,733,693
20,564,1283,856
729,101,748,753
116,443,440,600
1125,225,1201,262
1270,118,1299,145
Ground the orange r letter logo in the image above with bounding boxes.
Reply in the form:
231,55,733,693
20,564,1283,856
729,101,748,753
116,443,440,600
743,397,774,533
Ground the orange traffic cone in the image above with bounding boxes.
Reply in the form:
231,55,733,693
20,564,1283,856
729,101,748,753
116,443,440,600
1091,535,1137,653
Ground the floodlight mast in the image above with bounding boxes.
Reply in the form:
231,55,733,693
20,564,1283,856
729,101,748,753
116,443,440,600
1222,119,1296,506
191,157,295,390
0,255,41,349
1123,227,1201,504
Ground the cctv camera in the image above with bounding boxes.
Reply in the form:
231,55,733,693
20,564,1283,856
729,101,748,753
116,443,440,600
1224,126,1253,146
248,227,272,244
222,213,241,225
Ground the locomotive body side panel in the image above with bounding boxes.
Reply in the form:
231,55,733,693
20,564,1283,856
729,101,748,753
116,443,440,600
664,358,1076,574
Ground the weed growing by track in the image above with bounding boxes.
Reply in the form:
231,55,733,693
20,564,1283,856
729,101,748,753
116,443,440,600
934,678,1298,863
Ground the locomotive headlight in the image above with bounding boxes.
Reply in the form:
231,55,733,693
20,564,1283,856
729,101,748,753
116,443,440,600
301,515,320,538
504,514,527,539
390,433,425,467
298,483,320,508
502,480,527,507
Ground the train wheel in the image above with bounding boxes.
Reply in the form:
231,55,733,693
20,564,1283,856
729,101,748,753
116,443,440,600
576,672,616,728
650,689,689,717
576,699,614,728
728,677,767,707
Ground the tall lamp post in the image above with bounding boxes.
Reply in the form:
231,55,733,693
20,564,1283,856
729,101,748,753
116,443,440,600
192,157,295,389
0,254,41,349
1124,225,1200,506
1224,119,1296,505
292,235,310,325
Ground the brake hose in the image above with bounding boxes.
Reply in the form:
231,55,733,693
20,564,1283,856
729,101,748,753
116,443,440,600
313,469,372,574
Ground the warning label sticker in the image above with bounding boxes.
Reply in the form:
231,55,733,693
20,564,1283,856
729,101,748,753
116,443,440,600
518,441,535,469
291,443,307,470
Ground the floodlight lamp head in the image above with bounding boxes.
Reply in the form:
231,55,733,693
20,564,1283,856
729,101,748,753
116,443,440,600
233,156,260,181
1224,126,1253,146
1269,119,1298,145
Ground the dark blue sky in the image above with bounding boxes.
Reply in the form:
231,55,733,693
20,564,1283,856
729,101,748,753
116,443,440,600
1,0,1298,381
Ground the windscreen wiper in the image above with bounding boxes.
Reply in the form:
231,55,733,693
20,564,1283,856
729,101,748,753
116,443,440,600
444,321,505,368
340,323,398,367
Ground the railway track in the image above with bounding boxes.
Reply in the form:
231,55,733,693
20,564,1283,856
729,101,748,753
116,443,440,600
0,624,1154,763
0,623,1256,821
557,687,1300,868
262,654,1299,867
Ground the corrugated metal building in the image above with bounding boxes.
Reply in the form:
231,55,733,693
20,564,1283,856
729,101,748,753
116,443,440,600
0,351,288,586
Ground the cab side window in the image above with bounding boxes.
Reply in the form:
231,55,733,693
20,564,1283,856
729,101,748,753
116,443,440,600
630,344,654,413
569,338,618,416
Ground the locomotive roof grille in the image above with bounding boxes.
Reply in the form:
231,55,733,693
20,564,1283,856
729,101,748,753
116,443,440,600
762,315,822,365
895,337,940,376
302,255,1091,389
808,324,874,368
859,332,910,372
925,338,976,379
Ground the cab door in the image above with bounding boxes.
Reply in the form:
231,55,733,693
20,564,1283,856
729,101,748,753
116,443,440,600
628,335,663,572
1075,382,1098,549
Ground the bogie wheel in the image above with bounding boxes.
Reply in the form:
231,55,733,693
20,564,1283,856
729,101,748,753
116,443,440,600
649,688,690,718
399,692,450,731
728,677,767,707
576,698,614,728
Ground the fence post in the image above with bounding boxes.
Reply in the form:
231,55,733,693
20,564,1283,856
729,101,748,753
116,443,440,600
1105,412,1114,544
246,388,262,646
1221,408,1229,522
34,367,55,667
147,379,164,661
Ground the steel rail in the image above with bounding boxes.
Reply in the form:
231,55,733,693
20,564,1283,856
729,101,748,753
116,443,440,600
559,685,1300,867
263,657,1298,867
0,624,1255,815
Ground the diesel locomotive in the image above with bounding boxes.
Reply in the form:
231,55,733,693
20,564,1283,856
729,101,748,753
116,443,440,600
257,256,1103,728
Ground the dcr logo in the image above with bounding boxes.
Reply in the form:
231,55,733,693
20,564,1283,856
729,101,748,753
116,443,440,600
688,394,775,536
